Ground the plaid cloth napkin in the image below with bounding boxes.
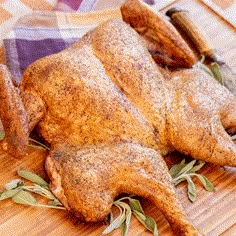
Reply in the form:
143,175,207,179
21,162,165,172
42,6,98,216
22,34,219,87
3,8,122,84
2,0,171,84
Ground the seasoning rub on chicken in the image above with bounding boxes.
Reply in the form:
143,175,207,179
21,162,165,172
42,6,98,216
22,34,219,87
0,1,235,235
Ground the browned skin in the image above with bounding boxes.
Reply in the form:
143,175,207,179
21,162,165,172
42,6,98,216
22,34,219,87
0,19,236,235
46,143,197,235
0,66,29,158
121,0,197,68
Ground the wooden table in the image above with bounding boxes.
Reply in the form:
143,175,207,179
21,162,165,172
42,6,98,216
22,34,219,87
0,0,235,235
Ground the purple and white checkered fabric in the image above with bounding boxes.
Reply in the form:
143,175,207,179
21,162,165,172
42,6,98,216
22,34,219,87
3,0,157,84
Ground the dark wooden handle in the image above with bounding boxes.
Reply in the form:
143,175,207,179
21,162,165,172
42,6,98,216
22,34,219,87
166,8,215,58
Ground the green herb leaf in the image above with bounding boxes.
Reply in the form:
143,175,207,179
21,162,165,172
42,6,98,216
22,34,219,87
48,199,63,207
129,198,144,214
28,137,50,150
196,174,215,192
189,160,205,173
17,169,48,187
0,131,5,140
103,211,126,234
170,159,215,202
24,184,55,199
121,222,126,236
122,208,132,236
178,160,196,176
12,190,37,206
210,62,224,85
186,176,197,202
133,210,158,236
169,159,186,178
0,189,20,200
104,196,158,235
5,179,24,190
194,61,214,77
109,211,114,224
174,177,186,186
144,215,158,236
115,201,131,211
133,210,146,222
200,54,206,64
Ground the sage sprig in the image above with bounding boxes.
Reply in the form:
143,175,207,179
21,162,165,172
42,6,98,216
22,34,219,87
103,196,158,236
0,170,65,210
0,131,219,235
170,159,215,202
0,131,49,151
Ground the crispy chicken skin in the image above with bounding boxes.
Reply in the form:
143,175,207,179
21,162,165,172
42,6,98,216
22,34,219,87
0,17,236,236
121,0,197,68
46,142,197,235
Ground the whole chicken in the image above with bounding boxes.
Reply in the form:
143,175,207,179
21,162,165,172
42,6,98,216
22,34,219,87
0,3,235,236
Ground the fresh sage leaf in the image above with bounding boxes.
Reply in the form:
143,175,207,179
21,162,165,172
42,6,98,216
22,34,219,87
178,160,196,176
129,198,144,214
186,176,196,202
133,210,158,236
200,54,205,64
0,131,5,140
28,144,47,150
121,221,127,236
12,190,37,206
197,174,215,192
109,211,114,224
32,184,55,199
1,169,66,211
116,201,131,211
144,215,158,236
169,159,186,178
28,137,50,150
194,61,214,77
210,62,224,85
17,169,48,187
170,159,215,202
173,177,186,186
104,196,158,236
189,160,205,173
103,211,126,234
122,208,132,236
5,179,24,190
0,189,20,200
48,199,63,207
133,210,146,222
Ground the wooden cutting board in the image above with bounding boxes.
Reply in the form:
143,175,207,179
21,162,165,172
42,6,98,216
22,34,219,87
0,0,235,235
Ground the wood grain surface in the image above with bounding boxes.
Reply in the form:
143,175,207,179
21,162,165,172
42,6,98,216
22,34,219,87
0,0,236,235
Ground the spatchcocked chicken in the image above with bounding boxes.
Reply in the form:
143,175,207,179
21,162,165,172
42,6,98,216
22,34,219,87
0,0,235,235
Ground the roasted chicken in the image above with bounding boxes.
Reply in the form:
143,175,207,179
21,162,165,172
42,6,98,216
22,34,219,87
0,1,235,235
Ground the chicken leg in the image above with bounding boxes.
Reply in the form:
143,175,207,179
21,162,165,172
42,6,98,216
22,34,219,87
45,142,199,235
